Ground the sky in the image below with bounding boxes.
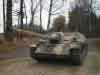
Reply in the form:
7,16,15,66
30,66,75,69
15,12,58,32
0,0,100,33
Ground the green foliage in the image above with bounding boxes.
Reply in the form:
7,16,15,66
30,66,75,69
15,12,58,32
88,54,100,75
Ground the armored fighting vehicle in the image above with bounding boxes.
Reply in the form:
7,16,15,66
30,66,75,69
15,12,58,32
30,32,88,65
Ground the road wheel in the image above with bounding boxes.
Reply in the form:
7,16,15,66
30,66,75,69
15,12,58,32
70,48,82,65
30,47,36,59
83,45,88,59
71,55,82,65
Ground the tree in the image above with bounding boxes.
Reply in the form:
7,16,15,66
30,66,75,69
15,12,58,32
3,0,6,32
13,0,27,27
68,0,99,37
30,0,40,26
5,0,13,41
30,0,34,26
68,7,81,32
95,17,100,37
39,0,43,32
47,0,53,30
20,0,24,29
47,0,65,30
29,0,66,30
68,0,89,32
23,2,28,25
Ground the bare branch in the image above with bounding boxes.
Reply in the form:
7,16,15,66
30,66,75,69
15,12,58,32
31,0,40,15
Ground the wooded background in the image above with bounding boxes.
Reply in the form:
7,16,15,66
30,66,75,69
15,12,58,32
2,0,100,41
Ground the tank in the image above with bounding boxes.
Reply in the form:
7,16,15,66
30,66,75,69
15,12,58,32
16,29,88,65
30,32,88,65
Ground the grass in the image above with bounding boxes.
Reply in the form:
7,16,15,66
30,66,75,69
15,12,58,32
90,55,100,72
88,52,100,75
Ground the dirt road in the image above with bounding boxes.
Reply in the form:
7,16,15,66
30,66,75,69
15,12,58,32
0,51,100,75
0,39,100,75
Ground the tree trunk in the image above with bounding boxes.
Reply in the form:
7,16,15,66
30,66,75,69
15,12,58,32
3,0,6,32
23,2,27,25
20,0,24,29
5,0,13,41
47,0,53,30
89,0,93,33
40,0,42,32
29,0,34,31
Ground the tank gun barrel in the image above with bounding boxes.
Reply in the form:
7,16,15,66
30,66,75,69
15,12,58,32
15,29,49,39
